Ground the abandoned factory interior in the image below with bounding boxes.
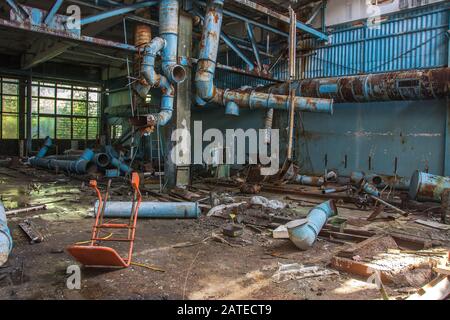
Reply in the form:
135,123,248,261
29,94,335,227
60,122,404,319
0,0,450,302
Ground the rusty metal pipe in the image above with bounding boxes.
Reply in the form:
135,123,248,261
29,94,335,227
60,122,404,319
195,0,224,106
217,89,333,114
265,68,450,103
134,0,180,126
409,171,450,203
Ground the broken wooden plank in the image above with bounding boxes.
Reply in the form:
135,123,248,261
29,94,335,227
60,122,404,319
414,219,450,231
18,220,44,244
319,230,370,242
6,205,47,216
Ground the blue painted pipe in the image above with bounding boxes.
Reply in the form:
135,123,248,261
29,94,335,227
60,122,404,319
193,0,334,117
31,148,96,174
135,0,182,126
79,148,95,161
111,157,132,174
215,89,333,114
160,0,186,84
94,201,201,219
36,136,52,158
94,153,111,168
286,200,338,250
195,0,224,105
0,201,13,266
225,101,240,116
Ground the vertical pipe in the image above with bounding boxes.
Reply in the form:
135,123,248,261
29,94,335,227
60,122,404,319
263,108,274,144
195,0,224,105
159,0,186,84
287,7,297,160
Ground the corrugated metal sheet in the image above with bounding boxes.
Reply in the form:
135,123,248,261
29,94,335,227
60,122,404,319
301,2,449,78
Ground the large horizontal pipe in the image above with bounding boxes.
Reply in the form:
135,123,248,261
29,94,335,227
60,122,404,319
350,171,410,190
286,200,337,250
0,201,13,266
409,171,450,203
94,201,201,219
214,88,334,114
265,68,449,103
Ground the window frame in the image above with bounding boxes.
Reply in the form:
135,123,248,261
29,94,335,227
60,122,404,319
31,80,101,141
0,77,20,139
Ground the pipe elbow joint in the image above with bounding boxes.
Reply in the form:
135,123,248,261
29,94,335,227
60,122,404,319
141,37,166,86
195,78,215,105
134,82,151,99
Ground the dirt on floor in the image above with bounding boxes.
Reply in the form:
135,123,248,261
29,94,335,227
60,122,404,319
0,166,449,300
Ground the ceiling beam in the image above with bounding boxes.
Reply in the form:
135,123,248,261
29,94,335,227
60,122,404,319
229,0,329,41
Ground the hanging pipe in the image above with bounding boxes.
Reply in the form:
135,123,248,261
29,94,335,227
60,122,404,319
195,0,224,106
94,201,201,219
35,136,52,158
134,0,185,127
0,201,13,266
159,0,186,84
213,88,333,114
263,108,274,144
194,0,333,114
264,67,449,103
286,200,337,250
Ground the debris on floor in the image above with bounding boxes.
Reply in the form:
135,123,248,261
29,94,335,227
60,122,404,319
0,163,449,300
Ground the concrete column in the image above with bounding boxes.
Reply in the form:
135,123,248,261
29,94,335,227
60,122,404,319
164,12,193,188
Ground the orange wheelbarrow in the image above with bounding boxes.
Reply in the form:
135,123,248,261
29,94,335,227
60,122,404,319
67,172,142,268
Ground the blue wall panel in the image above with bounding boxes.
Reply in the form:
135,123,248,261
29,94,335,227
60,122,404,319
301,3,449,78
299,99,447,177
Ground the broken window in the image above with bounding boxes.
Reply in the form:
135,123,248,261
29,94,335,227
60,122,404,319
31,80,101,140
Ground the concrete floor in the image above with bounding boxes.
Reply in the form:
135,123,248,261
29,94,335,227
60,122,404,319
0,166,449,300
